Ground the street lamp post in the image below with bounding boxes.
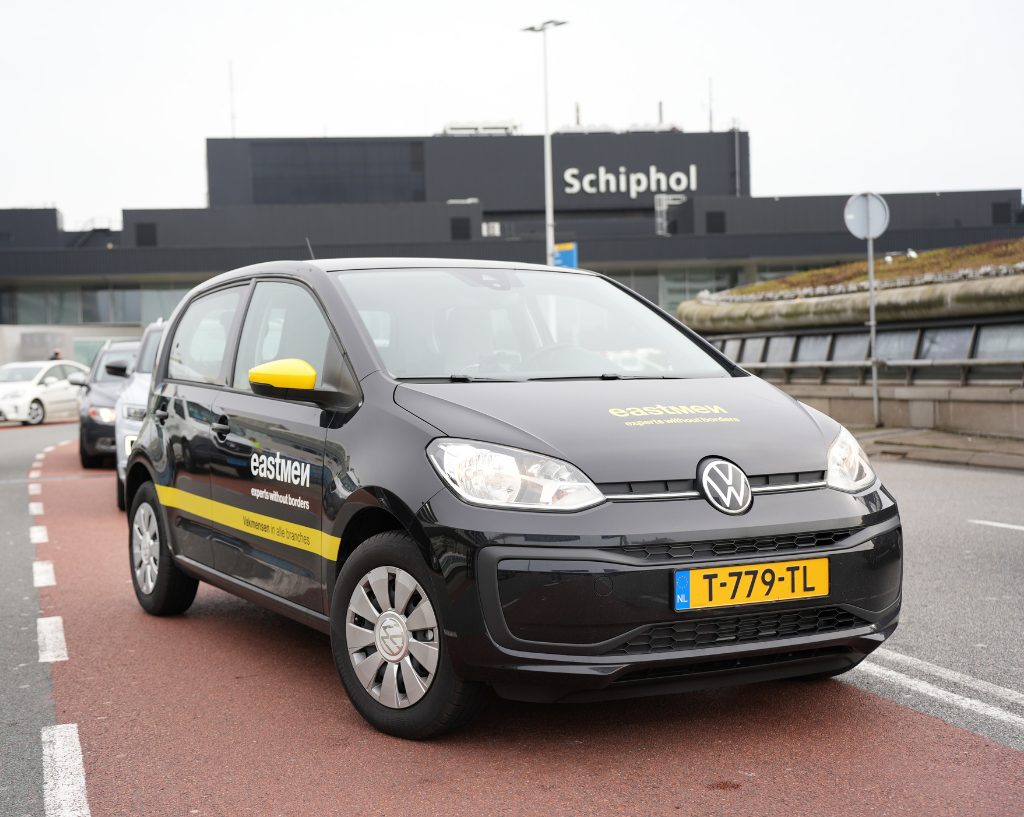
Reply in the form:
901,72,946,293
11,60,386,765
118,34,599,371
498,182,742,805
523,20,567,266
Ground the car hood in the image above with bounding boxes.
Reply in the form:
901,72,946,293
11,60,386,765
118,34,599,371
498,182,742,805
115,373,152,408
394,376,839,483
0,382,35,397
85,381,124,407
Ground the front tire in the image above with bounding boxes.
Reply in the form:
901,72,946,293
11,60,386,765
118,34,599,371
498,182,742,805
128,482,198,615
330,532,486,739
25,399,45,426
79,434,103,469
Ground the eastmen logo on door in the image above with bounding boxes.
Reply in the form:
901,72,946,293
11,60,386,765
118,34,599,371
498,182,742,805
564,164,698,200
250,451,311,488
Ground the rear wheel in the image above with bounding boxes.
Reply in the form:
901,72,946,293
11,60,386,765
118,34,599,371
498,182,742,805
129,482,198,615
330,532,486,739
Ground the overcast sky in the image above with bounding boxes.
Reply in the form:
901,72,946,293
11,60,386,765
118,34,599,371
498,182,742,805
2,0,1021,230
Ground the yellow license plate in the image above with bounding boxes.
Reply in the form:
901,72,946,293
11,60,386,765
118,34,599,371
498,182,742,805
674,557,829,611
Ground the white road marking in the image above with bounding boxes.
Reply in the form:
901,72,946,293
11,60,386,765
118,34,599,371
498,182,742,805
29,483,42,496
31,525,49,544
29,469,42,479
33,560,56,588
36,453,46,461
30,501,45,516
44,445,55,452
874,648,1024,708
857,663,1024,729
41,723,91,817
37,617,68,663
968,518,1024,533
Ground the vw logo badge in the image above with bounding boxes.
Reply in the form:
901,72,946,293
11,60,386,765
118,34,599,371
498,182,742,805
698,458,752,515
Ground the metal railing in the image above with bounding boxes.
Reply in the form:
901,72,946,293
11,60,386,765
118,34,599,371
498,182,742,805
739,358,1024,387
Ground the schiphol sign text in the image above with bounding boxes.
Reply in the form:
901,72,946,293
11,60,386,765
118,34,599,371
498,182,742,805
563,164,698,200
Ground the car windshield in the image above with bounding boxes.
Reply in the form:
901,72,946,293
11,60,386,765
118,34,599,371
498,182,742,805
135,327,164,374
0,364,44,383
93,348,138,383
334,268,729,380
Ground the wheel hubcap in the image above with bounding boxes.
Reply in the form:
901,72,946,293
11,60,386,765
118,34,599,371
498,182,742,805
346,566,439,709
131,502,160,594
29,402,42,423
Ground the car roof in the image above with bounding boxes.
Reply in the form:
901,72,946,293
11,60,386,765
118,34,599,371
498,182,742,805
194,257,597,293
1,360,85,368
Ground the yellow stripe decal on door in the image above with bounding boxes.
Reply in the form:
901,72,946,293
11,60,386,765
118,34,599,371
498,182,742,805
155,485,342,561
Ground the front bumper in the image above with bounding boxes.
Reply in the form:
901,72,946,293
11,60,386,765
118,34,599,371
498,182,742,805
115,417,143,480
80,415,116,456
0,399,29,422
419,481,902,702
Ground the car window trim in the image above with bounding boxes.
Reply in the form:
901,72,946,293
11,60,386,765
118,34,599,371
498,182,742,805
160,281,252,389
223,274,356,398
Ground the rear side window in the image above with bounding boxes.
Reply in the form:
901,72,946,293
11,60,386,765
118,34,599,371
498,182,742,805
167,288,243,384
232,281,336,391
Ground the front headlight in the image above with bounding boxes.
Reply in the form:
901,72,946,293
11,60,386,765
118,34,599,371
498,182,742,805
427,438,604,511
122,404,147,421
826,426,875,492
88,406,117,424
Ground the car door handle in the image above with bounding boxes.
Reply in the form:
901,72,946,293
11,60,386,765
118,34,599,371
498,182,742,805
211,417,231,437
154,408,169,423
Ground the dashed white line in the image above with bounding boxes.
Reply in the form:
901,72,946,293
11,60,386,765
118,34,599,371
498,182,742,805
30,525,49,544
44,445,55,453
37,616,69,663
29,469,42,479
30,501,45,516
29,483,42,496
874,648,1024,708
41,723,91,817
36,452,46,461
856,663,1024,729
968,518,1024,533
33,560,56,588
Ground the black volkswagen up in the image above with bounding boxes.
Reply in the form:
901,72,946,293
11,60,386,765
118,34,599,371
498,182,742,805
125,259,902,739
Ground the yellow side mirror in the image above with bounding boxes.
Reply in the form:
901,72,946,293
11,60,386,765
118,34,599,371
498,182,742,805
248,358,317,391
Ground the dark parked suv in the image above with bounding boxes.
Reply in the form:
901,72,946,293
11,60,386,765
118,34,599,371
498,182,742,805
71,339,138,468
125,258,902,739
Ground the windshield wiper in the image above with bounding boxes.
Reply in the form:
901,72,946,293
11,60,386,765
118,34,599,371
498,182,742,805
525,374,687,381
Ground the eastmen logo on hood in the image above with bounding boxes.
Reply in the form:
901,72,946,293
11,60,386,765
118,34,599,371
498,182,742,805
609,404,729,417
250,451,311,488
564,164,698,200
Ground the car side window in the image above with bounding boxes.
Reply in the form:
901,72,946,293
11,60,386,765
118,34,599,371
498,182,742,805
167,287,244,385
42,366,61,382
232,281,337,392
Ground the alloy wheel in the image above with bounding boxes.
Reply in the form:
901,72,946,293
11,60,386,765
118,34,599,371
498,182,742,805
27,401,44,425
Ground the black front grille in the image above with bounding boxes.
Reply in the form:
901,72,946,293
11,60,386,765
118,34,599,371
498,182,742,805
598,469,825,497
619,527,861,562
607,606,870,656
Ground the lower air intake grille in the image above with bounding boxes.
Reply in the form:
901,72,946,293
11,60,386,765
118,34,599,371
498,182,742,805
620,528,860,562
607,606,869,656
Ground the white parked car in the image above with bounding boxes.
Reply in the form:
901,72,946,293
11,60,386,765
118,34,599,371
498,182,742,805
114,320,164,510
0,360,89,425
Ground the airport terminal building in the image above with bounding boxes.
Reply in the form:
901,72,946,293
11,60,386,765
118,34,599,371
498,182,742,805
1,128,1022,359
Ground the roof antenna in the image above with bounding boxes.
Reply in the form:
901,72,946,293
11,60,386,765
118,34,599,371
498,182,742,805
305,237,316,259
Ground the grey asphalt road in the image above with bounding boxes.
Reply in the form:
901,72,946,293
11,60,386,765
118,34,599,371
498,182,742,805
0,424,79,817
0,431,1021,816
843,458,1024,750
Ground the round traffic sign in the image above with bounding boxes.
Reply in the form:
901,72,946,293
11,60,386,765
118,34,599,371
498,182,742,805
844,192,889,240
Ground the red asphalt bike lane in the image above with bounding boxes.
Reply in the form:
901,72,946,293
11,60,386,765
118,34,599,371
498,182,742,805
34,444,1024,817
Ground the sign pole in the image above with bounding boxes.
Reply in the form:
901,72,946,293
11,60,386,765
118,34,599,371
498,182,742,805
867,232,880,427
843,192,889,429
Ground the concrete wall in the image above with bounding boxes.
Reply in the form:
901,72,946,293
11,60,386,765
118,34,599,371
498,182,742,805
0,324,142,366
783,383,1024,439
